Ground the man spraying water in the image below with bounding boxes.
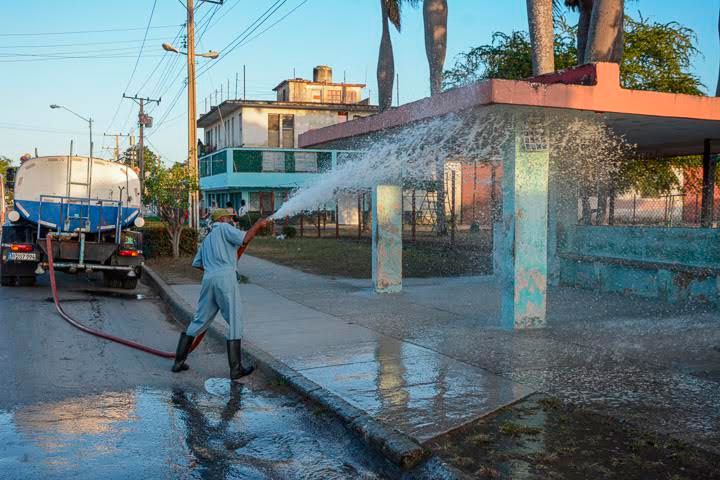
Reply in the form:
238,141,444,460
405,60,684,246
172,208,269,381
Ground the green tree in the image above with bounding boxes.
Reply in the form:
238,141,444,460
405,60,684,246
443,14,703,95
0,156,12,176
443,20,577,88
144,162,197,258
119,145,160,171
621,16,702,95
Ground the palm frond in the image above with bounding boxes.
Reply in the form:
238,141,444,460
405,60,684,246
385,0,419,32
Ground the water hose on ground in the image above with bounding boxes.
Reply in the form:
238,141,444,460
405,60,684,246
46,233,205,358
45,219,268,358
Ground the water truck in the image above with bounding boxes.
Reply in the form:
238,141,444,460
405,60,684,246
1,156,145,289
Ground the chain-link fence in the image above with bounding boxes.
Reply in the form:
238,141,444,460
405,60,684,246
579,191,719,228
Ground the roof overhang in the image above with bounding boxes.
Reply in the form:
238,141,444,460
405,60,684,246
299,63,720,156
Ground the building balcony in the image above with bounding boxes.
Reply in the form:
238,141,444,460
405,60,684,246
198,146,359,191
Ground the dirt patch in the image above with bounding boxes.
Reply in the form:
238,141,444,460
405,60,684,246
145,257,203,285
430,393,720,479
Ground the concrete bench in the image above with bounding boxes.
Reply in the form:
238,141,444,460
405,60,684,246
558,252,720,305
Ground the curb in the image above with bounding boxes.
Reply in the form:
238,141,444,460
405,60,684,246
141,265,428,470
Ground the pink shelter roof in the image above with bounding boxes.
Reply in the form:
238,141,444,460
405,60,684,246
299,63,720,156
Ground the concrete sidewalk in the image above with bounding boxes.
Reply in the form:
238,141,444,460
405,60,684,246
173,255,720,454
172,273,535,447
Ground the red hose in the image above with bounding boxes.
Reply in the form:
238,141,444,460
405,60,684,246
46,234,205,359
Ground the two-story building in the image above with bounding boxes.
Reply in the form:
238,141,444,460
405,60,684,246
197,65,378,216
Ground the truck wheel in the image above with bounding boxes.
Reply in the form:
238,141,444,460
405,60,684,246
18,277,36,287
121,277,138,290
1,276,14,287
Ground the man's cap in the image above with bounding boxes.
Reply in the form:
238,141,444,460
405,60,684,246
212,208,234,221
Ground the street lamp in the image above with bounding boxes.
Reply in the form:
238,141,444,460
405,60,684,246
161,34,219,230
49,103,94,168
162,43,219,58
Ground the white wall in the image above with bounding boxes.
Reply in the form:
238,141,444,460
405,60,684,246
202,105,374,149
241,106,368,147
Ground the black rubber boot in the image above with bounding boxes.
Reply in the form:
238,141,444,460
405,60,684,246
171,333,194,372
227,339,254,381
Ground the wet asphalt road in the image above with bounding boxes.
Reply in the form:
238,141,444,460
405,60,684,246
0,273,402,479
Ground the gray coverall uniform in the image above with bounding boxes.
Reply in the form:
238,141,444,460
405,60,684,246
186,222,245,340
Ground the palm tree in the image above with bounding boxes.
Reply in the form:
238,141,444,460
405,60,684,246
526,0,555,75
565,0,594,63
580,0,624,63
377,0,418,111
422,0,449,233
423,0,448,95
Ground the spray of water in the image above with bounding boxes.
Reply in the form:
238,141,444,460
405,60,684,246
271,107,634,219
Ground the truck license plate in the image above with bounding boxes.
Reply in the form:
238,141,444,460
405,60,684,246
9,252,38,262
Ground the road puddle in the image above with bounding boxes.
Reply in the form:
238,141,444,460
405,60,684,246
0,386,399,479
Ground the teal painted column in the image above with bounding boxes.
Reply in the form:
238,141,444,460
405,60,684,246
372,185,403,293
496,120,550,329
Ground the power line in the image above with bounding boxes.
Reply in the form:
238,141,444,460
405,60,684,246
204,0,243,30
123,0,159,95
149,82,187,134
239,0,308,48
0,123,87,135
0,36,173,49
135,24,187,96
105,0,159,136
196,0,289,78
0,24,182,36
0,46,167,57
0,54,166,63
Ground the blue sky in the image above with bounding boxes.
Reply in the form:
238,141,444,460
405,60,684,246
1,0,718,164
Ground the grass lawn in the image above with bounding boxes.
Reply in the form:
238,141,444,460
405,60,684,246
246,235,492,279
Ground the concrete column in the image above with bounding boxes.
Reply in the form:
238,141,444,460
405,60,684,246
496,121,549,329
372,184,402,293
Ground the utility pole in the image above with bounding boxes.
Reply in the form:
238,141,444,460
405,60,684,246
123,94,160,197
103,132,132,162
243,64,246,100
187,0,223,229
187,0,199,230
160,0,221,230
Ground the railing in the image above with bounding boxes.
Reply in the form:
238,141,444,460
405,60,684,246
199,147,362,178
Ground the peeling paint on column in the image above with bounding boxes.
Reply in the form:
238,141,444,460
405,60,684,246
498,115,549,329
372,185,403,293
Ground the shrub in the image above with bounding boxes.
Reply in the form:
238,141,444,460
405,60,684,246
140,223,198,258
282,225,297,238
469,222,481,233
